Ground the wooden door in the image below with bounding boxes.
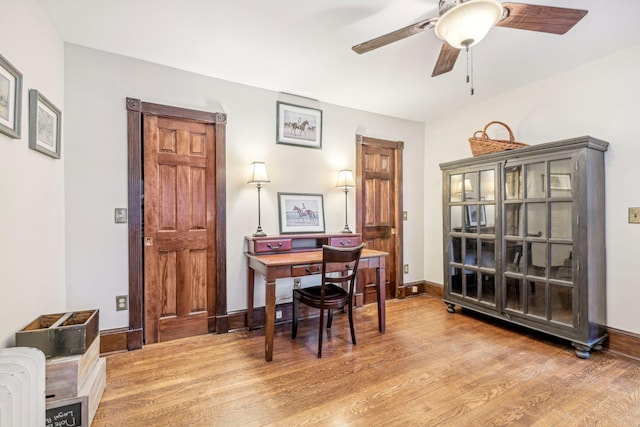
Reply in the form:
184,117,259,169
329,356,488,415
356,135,403,303
143,115,217,344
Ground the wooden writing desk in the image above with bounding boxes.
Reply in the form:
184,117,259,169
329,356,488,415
245,234,387,362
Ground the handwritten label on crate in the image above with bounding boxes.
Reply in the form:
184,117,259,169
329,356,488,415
46,402,82,427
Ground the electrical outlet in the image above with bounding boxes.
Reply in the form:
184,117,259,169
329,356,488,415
630,207,640,224
404,264,409,274
116,295,128,311
412,286,418,294
276,310,283,320
293,278,301,289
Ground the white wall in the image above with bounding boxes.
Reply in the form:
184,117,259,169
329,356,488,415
0,0,65,347
63,44,425,329
425,43,640,335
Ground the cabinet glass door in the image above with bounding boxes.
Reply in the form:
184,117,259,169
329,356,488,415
503,158,575,327
447,168,497,307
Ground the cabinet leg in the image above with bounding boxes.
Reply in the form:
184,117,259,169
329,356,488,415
446,303,455,313
572,342,592,359
572,337,605,359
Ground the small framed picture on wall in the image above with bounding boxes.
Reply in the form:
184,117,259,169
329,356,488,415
276,101,322,149
0,52,23,139
29,89,61,159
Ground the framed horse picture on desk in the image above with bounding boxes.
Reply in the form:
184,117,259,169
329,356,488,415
276,101,322,149
278,192,325,234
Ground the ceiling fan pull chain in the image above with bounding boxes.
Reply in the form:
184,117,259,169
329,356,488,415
465,45,475,96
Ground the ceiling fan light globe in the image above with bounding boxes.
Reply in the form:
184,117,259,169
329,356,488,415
435,0,503,49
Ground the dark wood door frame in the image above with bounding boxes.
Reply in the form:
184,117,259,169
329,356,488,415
355,134,404,299
125,97,228,350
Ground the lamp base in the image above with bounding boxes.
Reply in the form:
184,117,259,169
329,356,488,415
253,226,266,237
340,225,352,234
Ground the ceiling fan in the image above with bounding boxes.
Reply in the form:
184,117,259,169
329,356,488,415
352,0,588,78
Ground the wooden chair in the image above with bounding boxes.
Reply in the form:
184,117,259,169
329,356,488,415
292,243,366,358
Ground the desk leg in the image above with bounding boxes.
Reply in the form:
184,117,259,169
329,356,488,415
376,260,386,334
247,266,255,330
265,280,276,362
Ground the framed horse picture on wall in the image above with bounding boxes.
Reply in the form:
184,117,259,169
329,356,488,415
276,101,322,149
278,192,325,234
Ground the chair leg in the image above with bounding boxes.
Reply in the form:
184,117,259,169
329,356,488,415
348,300,356,345
317,308,324,358
327,309,333,329
292,295,298,339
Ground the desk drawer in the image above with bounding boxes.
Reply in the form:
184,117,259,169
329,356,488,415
291,263,322,276
254,238,292,253
329,236,360,248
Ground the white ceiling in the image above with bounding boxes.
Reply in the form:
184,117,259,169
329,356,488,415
40,0,640,122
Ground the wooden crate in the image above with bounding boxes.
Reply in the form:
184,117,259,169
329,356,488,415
46,356,106,427
46,335,100,400
16,310,99,357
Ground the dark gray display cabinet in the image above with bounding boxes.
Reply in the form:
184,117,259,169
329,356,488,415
440,136,608,358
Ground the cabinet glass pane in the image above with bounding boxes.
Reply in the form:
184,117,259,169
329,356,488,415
465,238,477,266
466,269,477,298
465,205,486,230
551,244,573,281
480,273,495,304
551,284,573,325
528,242,547,277
480,240,495,268
526,162,546,199
505,241,523,272
550,159,572,198
550,202,572,239
451,267,462,294
480,205,495,234
505,166,522,199
450,206,463,231
450,174,463,202
480,170,495,201
465,173,479,201
527,280,546,317
527,203,547,238
451,237,462,263
506,277,522,311
505,204,522,236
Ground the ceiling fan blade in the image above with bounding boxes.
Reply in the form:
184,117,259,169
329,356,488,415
497,3,588,35
431,43,460,77
352,17,438,54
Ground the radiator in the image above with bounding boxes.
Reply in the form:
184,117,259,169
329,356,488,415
0,347,46,427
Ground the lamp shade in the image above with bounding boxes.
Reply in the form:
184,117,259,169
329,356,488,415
335,169,355,189
455,178,473,194
247,161,270,184
435,0,503,49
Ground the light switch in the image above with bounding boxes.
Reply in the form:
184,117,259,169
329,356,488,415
115,208,128,224
630,207,640,224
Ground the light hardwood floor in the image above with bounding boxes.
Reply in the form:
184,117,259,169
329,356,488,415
93,295,640,426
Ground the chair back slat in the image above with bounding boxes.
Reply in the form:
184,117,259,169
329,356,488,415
322,244,365,293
